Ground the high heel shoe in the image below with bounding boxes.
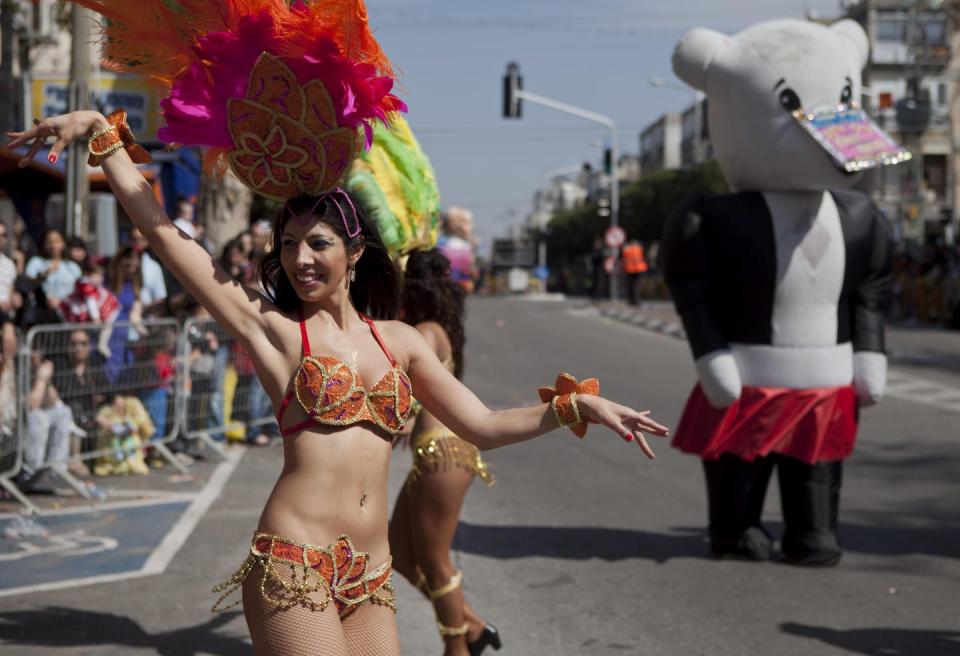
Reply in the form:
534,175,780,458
468,624,502,656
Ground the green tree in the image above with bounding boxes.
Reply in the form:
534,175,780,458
545,160,727,269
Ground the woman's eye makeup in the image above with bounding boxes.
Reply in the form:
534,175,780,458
281,235,333,250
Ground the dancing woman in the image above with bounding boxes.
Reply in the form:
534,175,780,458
389,250,498,656
8,110,668,654
7,4,667,654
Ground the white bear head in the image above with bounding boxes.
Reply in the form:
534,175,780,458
672,19,869,192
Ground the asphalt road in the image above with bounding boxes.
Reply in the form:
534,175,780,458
0,296,957,655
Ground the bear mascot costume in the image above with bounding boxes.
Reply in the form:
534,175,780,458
662,18,898,566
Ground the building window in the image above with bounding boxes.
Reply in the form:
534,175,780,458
923,19,947,46
936,83,947,107
876,16,905,42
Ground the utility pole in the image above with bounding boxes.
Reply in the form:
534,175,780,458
503,62,621,300
65,4,90,239
0,0,16,131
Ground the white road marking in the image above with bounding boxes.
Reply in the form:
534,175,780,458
885,371,960,414
0,530,118,562
0,448,243,597
142,447,241,575
0,493,199,521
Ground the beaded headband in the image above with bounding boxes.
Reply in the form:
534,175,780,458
284,188,362,239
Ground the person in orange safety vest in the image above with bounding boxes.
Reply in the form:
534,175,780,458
622,240,648,305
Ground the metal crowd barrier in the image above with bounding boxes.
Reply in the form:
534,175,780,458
0,327,30,512
13,319,187,504
178,317,279,456
1,314,289,515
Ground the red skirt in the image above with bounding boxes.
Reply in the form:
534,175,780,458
671,384,858,465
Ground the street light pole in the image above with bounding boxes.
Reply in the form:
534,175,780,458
503,65,620,299
65,5,91,240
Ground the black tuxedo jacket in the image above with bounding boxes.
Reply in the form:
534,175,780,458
661,190,893,361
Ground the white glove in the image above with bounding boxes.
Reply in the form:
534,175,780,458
853,351,887,407
695,350,742,409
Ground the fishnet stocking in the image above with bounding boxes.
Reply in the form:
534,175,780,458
241,560,399,655
242,560,349,655
341,598,401,656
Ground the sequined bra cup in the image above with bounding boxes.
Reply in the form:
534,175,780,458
276,311,413,437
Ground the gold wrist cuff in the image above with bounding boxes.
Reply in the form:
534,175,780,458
538,373,599,438
551,393,580,428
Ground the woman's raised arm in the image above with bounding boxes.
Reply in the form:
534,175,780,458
6,111,275,343
400,323,669,457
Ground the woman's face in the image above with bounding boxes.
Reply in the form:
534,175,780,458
121,252,140,276
229,246,246,268
43,231,65,259
67,330,91,363
240,233,253,255
279,217,357,304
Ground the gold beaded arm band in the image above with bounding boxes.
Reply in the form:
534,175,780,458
537,373,600,438
87,109,153,167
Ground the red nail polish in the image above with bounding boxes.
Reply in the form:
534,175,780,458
48,154,57,164
624,434,634,442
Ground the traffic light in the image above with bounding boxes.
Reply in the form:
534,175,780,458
603,147,612,175
503,62,523,119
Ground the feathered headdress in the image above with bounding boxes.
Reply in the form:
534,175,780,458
345,115,440,260
70,0,406,200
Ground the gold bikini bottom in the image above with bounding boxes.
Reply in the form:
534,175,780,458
212,532,396,619
408,426,494,486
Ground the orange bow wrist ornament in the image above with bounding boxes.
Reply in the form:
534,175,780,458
538,373,600,438
87,109,153,167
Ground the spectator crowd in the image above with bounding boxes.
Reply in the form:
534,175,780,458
1,200,279,497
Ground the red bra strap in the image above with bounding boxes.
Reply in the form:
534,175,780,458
298,309,311,356
359,312,397,367
279,417,318,438
277,309,312,432
276,376,318,436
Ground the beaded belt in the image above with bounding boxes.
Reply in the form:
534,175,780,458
408,426,494,486
212,532,395,618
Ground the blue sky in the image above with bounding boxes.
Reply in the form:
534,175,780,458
366,0,844,246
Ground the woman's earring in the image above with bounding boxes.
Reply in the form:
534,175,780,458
349,267,356,283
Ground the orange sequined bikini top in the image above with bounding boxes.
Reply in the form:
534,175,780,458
276,311,413,438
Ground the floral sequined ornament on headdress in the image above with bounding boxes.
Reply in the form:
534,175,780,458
67,0,406,201
227,53,362,199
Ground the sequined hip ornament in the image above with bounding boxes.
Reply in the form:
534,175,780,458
407,426,494,487
212,532,396,619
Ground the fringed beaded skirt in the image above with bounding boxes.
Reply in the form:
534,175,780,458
212,532,396,618
407,426,494,486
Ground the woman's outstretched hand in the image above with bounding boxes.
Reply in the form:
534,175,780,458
5,111,107,166
576,395,670,459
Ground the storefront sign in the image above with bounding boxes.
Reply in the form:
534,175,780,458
26,74,161,143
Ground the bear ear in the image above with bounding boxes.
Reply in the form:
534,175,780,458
830,19,869,69
672,28,731,91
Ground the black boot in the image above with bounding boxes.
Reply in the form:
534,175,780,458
702,454,775,560
777,456,843,567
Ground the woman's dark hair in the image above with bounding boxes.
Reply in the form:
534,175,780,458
402,249,466,379
107,245,142,297
37,228,65,259
257,192,400,319
218,238,244,278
